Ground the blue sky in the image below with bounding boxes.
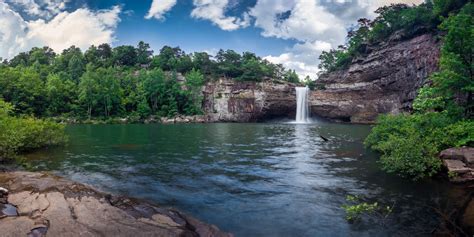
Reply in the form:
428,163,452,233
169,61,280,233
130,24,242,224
112,0,294,56
0,0,422,78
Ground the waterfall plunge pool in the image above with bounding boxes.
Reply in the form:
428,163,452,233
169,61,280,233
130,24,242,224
21,122,463,236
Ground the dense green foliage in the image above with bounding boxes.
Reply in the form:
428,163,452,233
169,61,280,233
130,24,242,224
0,42,297,120
365,2,473,180
318,0,469,73
366,113,473,180
0,100,66,160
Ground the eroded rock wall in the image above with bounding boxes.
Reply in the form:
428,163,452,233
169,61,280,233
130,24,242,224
311,33,441,123
203,79,297,122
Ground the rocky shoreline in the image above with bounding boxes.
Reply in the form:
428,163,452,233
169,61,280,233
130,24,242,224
0,171,231,237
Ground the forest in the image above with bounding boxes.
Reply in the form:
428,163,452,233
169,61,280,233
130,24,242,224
0,43,299,120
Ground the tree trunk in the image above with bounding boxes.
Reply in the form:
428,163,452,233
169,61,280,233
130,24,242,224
88,104,92,120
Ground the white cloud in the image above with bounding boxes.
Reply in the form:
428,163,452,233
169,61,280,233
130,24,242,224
250,0,347,78
191,0,250,31
250,0,346,44
6,0,69,19
253,0,424,79
145,0,177,20
264,41,332,78
0,2,121,59
0,2,30,59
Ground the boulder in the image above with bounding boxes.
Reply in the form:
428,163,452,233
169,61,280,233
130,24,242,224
440,147,474,166
440,147,474,183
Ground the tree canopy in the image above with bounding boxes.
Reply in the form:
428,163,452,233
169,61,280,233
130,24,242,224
0,42,298,120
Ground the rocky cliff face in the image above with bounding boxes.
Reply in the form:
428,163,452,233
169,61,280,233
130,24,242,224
310,33,440,123
203,79,297,122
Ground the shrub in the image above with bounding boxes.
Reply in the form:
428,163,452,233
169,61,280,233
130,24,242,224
0,100,66,160
365,113,473,180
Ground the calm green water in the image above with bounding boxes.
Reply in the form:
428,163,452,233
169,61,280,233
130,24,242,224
24,120,462,236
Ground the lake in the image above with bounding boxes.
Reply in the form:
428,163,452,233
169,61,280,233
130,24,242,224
23,120,463,236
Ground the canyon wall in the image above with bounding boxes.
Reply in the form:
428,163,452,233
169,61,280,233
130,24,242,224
202,79,297,122
310,33,441,123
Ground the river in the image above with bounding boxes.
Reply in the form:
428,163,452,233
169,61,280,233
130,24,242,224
22,120,463,236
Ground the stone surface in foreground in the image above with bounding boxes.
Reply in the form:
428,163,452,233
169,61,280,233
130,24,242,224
0,171,232,237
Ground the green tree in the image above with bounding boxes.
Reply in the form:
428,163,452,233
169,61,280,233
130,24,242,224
238,52,265,81
136,41,153,66
113,45,138,67
29,47,56,65
177,54,193,73
46,73,77,115
78,65,99,119
68,54,85,82
96,67,122,117
192,52,215,75
433,0,469,16
0,67,46,116
185,69,204,114
414,3,473,117
97,43,113,67
216,49,242,78
283,70,299,83
142,68,166,113
85,45,100,66
8,52,30,67
152,46,184,71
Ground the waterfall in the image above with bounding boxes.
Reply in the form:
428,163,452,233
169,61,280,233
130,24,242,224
295,86,310,123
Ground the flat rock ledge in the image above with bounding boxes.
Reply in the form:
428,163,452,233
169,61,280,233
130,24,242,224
440,147,474,183
0,171,232,237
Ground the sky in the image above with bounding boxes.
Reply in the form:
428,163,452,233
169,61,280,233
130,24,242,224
0,0,424,78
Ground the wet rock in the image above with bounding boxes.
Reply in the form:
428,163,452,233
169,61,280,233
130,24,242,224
0,187,8,204
440,147,474,183
27,227,48,237
0,204,18,218
0,171,232,237
311,33,440,123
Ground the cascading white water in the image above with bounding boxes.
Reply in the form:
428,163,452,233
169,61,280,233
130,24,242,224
295,86,310,123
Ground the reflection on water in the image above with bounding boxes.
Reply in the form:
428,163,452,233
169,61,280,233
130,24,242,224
24,121,463,237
